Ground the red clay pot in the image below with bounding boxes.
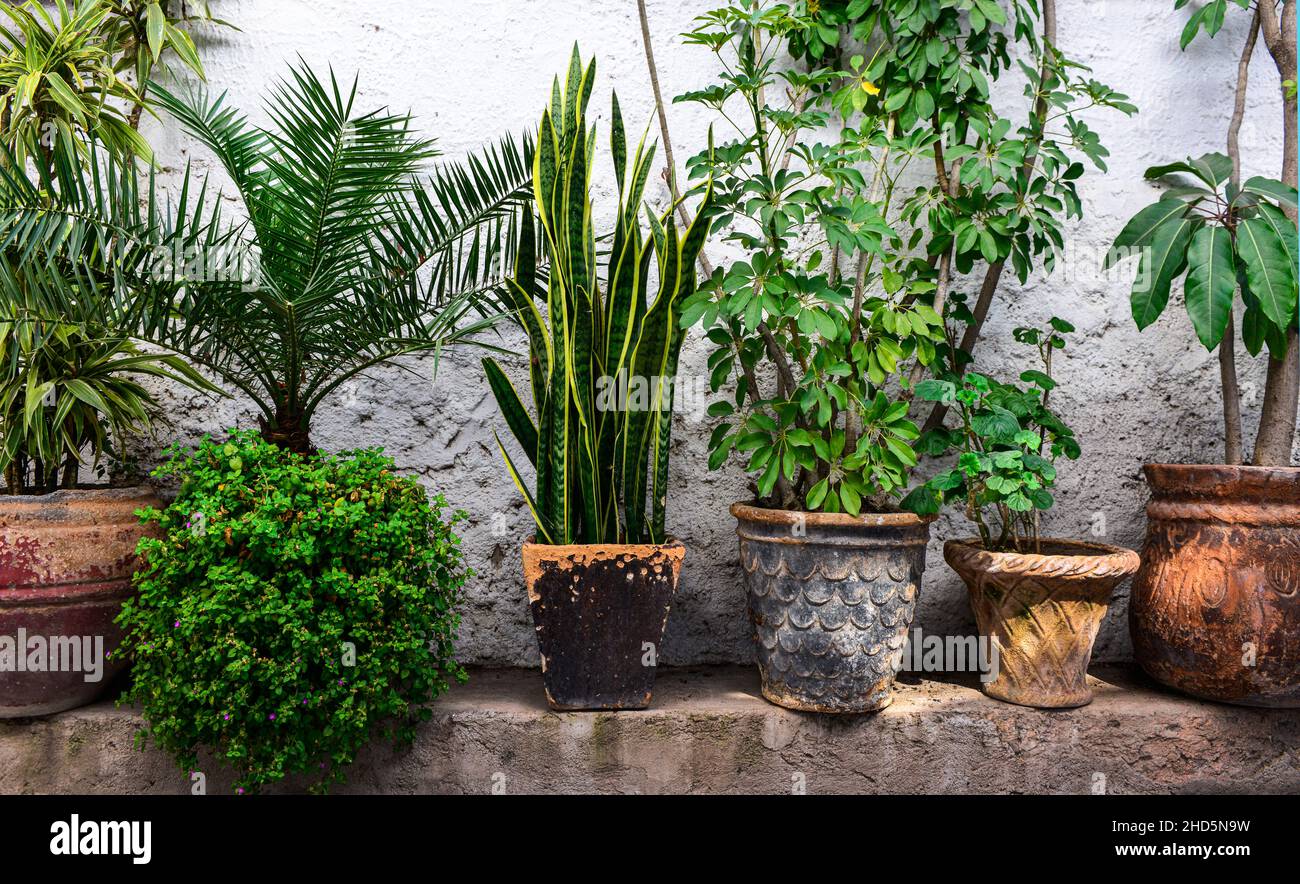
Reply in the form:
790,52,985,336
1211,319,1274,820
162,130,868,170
1130,464,1300,707
0,486,160,717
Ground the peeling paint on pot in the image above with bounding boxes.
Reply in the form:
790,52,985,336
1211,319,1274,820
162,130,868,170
521,539,683,711
0,487,160,718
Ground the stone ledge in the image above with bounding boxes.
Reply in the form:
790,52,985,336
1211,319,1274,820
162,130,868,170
2,665,1298,794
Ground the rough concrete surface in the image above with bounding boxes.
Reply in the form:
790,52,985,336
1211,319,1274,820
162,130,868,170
124,1,1293,666
1,666,1296,795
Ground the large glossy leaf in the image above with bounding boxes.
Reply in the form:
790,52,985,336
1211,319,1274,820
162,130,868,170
1131,216,1195,330
1104,198,1190,270
1183,225,1235,349
1237,216,1297,330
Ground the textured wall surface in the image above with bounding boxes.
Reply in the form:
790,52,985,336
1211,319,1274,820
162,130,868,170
133,0,1292,666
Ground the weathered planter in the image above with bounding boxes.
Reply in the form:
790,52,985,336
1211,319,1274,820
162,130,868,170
522,538,683,711
945,538,1140,709
732,503,933,713
0,486,160,718
1130,463,1300,707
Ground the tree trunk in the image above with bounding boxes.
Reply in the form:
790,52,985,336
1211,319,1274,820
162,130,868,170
259,408,313,456
1252,0,1298,466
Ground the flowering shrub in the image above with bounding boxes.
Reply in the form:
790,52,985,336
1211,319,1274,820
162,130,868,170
116,431,469,793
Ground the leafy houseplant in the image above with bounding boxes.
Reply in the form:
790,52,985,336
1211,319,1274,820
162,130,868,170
1122,0,1300,708
117,431,469,794
674,3,943,713
3,59,535,454
0,2,228,717
903,318,1079,553
907,319,1140,709
484,48,709,710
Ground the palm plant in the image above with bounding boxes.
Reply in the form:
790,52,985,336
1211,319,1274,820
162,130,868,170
0,60,536,453
485,49,711,545
0,0,151,166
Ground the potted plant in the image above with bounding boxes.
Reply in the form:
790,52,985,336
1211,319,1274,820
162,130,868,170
904,319,1141,708
2,59,534,778
483,48,711,711
0,0,225,717
1109,0,1298,706
115,432,469,794
676,6,948,713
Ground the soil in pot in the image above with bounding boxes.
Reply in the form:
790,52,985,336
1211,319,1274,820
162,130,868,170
522,539,683,711
1130,463,1300,707
945,538,1141,709
732,503,934,713
0,486,160,717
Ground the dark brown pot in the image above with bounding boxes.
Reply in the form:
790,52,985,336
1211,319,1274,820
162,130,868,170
0,486,160,718
945,538,1140,709
1130,463,1300,707
732,503,934,713
522,539,683,711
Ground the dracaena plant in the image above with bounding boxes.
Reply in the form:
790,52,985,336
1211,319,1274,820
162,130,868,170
0,0,152,165
902,317,1079,552
676,1,947,516
484,48,711,545
1107,0,1297,467
0,60,536,455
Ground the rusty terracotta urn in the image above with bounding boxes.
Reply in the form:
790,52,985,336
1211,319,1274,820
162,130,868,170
0,486,160,717
522,539,683,711
732,503,934,713
1130,464,1300,707
945,538,1141,709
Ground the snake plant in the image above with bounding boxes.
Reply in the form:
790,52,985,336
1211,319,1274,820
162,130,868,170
484,48,712,546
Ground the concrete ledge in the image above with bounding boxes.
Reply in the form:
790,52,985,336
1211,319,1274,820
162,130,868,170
2,665,1298,794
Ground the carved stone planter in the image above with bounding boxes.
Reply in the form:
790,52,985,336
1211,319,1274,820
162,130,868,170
732,503,933,713
1130,464,1300,707
945,538,1140,709
0,487,160,717
522,539,683,711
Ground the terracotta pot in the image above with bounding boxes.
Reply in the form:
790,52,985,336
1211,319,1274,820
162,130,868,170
1130,463,1300,707
732,503,933,713
0,486,160,718
945,538,1140,709
522,538,683,711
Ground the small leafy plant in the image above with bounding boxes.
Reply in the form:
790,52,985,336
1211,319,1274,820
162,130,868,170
485,48,711,545
117,431,469,793
903,317,1079,552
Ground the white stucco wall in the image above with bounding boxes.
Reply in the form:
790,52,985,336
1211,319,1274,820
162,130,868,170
136,0,1292,665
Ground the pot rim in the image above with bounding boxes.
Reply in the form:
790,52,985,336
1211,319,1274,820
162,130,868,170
730,501,936,529
1144,462,1300,475
0,484,159,508
521,536,685,557
944,536,1141,570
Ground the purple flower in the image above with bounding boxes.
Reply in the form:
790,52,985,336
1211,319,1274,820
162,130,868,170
223,713,230,720
236,787,245,795
173,620,180,628
268,713,276,720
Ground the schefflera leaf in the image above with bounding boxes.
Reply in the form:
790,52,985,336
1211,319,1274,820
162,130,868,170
1183,224,1235,350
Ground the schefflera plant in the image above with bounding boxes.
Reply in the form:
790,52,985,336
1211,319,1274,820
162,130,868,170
483,48,712,545
677,3,946,516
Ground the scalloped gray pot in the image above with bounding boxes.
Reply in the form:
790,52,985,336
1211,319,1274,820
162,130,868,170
732,503,935,713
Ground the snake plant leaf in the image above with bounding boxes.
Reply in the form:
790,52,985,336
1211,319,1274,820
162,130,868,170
496,432,553,544
483,357,538,468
